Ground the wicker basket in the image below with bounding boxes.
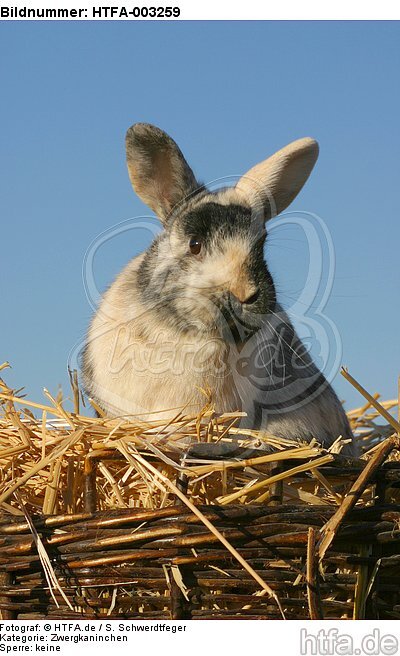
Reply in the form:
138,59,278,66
1,454,400,621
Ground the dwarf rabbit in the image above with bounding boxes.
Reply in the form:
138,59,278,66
82,123,354,453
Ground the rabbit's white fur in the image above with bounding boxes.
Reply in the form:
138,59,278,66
82,124,355,454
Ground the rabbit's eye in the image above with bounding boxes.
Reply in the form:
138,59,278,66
189,237,202,255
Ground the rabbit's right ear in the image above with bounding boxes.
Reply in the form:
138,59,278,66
126,123,199,223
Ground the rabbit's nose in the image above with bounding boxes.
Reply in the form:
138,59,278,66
229,287,260,306
228,279,259,306
242,288,260,305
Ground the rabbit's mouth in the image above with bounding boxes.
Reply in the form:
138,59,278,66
216,298,265,344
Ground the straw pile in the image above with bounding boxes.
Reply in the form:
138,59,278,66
0,361,399,620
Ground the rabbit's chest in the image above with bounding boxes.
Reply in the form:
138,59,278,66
88,320,240,419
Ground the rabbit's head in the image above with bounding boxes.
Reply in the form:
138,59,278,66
126,123,318,338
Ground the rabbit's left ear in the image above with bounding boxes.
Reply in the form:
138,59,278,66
126,123,199,223
235,137,319,221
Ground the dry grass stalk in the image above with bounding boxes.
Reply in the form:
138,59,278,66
353,543,372,619
341,368,400,435
217,455,334,505
15,492,74,611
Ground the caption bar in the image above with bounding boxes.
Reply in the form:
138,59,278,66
0,622,400,656
1,0,400,20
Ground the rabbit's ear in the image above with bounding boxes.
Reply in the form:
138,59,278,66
235,138,319,221
126,123,199,222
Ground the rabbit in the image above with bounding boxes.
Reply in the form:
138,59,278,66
82,123,355,455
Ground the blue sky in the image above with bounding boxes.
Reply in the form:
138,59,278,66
1,21,399,412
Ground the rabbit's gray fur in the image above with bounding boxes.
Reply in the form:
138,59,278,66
82,124,354,454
